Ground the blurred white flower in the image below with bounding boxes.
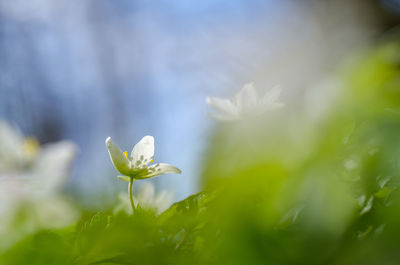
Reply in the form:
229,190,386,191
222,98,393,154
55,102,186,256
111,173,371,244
0,119,77,192
105,136,181,181
0,119,79,250
206,83,284,121
114,182,174,214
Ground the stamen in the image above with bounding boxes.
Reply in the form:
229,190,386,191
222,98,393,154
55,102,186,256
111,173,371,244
123,151,129,159
22,137,40,159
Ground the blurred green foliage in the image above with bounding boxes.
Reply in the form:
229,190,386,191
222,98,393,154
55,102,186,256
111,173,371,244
2,40,400,265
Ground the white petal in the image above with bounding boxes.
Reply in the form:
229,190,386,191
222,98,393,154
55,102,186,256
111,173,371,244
206,97,239,117
270,102,285,109
114,192,131,214
260,86,284,109
33,196,79,229
105,137,132,175
154,190,174,214
140,163,181,179
0,119,24,167
117,175,131,182
33,141,77,191
235,82,258,111
138,182,155,205
133,183,173,214
206,111,240,121
131,135,154,166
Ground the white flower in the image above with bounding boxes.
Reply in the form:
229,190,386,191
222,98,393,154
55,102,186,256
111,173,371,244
105,136,181,181
0,119,78,192
206,82,284,121
0,119,79,250
115,182,173,214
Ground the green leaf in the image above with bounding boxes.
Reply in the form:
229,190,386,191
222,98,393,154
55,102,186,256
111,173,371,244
375,186,392,198
158,192,207,225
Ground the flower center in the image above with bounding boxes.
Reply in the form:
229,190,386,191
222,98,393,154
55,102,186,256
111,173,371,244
22,137,40,160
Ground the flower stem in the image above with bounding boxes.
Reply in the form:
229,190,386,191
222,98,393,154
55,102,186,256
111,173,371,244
128,177,135,214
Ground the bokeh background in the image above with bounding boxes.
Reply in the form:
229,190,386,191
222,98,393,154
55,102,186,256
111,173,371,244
0,0,399,206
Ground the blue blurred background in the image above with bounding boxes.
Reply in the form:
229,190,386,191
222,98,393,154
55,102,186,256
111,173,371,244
0,0,398,206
